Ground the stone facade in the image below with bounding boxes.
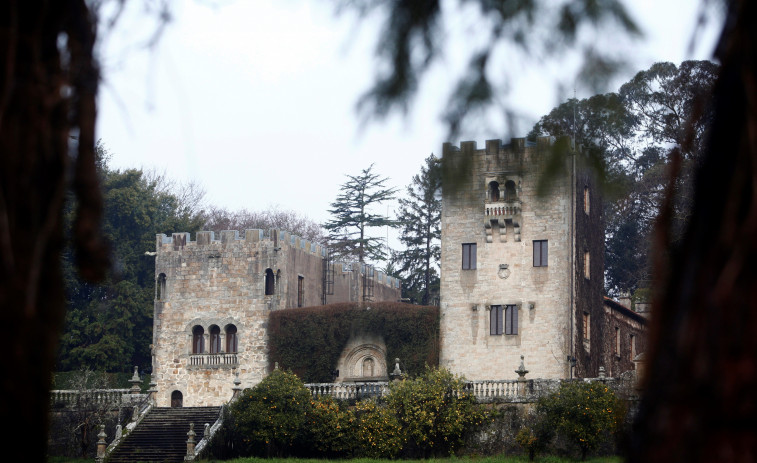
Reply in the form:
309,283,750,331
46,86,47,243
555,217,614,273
151,229,401,407
439,137,605,380
601,297,648,378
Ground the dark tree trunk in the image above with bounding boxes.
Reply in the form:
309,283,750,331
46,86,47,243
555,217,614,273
0,2,107,461
630,0,757,461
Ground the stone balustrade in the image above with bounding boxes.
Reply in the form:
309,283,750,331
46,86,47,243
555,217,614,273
305,375,636,403
50,389,132,408
484,200,521,217
189,353,239,368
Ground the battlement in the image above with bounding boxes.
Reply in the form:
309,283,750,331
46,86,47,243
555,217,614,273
155,229,400,289
442,136,561,155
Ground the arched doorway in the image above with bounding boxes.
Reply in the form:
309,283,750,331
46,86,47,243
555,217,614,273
171,390,183,408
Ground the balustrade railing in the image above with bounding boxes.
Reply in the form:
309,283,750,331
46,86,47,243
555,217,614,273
485,200,521,217
189,352,238,367
50,389,132,408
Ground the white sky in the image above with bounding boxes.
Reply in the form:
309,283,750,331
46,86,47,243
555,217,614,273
95,0,722,251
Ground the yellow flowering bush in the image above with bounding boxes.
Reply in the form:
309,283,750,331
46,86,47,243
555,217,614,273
353,399,404,458
385,366,489,457
303,396,356,457
228,369,311,457
536,381,626,460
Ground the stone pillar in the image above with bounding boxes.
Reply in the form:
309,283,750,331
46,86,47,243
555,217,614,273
185,423,196,461
231,369,242,401
148,381,158,406
95,425,107,463
389,358,404,382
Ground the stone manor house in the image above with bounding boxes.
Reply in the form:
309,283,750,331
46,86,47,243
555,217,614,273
150,136,646,407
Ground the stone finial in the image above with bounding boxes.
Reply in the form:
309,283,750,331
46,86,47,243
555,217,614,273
129,366,141,394
148,382,158,406
96,425,107,462
115,424,122,441
186,422,196,459
598,366,606,379
515,355,529,381
204,423,210,436
132,405,139,422
274,362,279,370
390,358,404,381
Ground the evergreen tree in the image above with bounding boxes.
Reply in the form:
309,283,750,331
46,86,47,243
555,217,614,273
59,144,206,372
324,164,396,263
394,155,441,305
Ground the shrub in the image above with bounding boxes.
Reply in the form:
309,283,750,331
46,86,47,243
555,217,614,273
228,369,311,457
353,399,404,458
386,366,489,457
302,395,356,457
537,381,626,460
268,302,439,382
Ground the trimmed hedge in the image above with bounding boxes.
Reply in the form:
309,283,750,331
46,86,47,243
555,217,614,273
268,302,439,383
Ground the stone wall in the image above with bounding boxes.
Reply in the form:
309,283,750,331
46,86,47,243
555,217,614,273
152,229,401,407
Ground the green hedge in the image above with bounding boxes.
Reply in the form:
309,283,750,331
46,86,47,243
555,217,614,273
268,302,439,383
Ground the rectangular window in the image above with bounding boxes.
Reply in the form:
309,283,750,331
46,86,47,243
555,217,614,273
630,334,636,362
584,251,591,279
615,327,621,355
462,243,477,270
583,312,591,340
533,240,548,267
584,186,590,214
490,304,518,335
490,305,503,335
505,304,518,335
297,276,304,307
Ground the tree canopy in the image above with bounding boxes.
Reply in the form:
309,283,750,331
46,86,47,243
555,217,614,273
324,164,397,263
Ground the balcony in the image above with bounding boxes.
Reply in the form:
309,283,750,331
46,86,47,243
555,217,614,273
484,199,521,217
188,353,239,369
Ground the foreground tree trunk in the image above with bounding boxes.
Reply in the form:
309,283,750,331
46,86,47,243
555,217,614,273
0,2,107,461
630,0,757,461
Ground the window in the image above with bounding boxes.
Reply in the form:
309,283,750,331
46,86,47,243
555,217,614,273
504,180,517,201
226,324,238,353
297,276,304,307
533,240,548,267
157,273,166,301
630,334,636,362
583,312,590,340
505,305,518,335
584,186,590,214
209,325,221,354
265,268,275,295
488,181,500,201
584,251,590,279
462,243,477,269
490,304,518,335
615,327,621,356
192,326,204,354
490,305,503,335
171,390,183,408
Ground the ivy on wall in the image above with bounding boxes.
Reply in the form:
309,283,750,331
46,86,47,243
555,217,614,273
268,302,439,383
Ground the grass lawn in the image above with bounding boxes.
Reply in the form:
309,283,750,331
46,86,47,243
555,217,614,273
49,456,624,463
198,457,623,463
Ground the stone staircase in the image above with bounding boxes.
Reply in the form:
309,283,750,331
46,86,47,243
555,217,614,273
107,406,221,463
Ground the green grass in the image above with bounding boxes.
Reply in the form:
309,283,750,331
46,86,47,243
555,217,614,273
48,456,624,463
198,457,623,463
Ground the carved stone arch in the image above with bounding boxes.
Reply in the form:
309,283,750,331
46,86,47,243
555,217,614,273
343,344,388,380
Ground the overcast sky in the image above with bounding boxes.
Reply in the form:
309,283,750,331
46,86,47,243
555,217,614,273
95,0,723,249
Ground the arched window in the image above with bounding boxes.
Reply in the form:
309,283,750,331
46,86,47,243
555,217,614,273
504,180,517,201
171,390,183,408
209,325,221,354
157,273,166,301
225,324,238,353
192,325,204,354
265,268,275,295
488,181,500,201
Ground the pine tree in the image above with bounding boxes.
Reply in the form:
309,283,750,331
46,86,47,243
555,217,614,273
324,164,396,263
394,155,442,305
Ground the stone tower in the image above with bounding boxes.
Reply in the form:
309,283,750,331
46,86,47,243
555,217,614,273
439,137,604,380
151,229,401,407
